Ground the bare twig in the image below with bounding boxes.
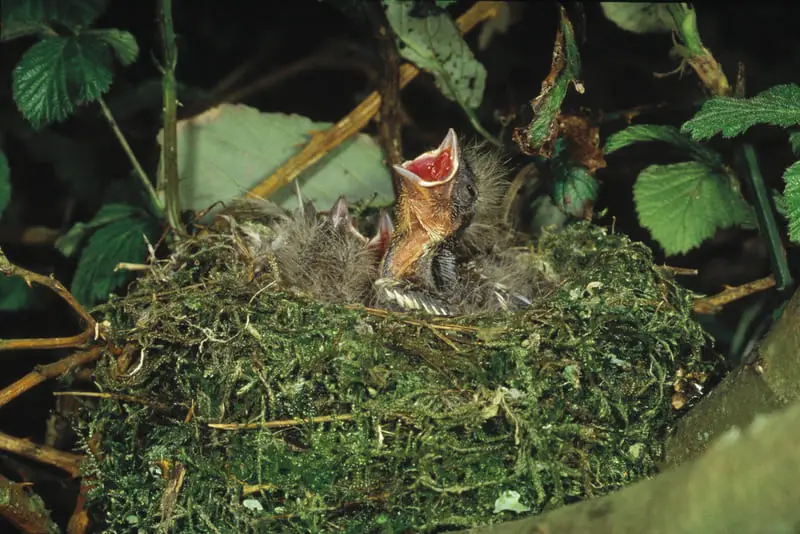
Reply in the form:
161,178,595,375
209,413,354,430
0,348,103,409
0,431,83,477
693,275,777,314
0,247,98,352
247,1,503,202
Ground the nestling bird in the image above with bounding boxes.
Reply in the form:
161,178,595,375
216,193,392,306
376,128,534,316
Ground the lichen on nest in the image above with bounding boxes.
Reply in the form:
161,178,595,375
75,221,712,533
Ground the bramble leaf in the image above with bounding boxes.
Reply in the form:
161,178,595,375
600,2,673,34
682,84,800,141
782,161,800,242
13,34,115,128
383,0,486,109
86,29,139,66
71,204,161,305
162,104,393,214
605,124,725,170
513,7,582,157
0,152,9,219
634,161,753,254
550,138,598,218
1,0,108,36
0,277,34,310
57,203,143,257
789,129,800,157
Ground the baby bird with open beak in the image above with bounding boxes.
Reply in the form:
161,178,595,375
376,128,479,315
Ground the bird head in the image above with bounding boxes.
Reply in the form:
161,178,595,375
392,128,478,241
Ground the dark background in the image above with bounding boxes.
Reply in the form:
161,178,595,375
1,1,799,530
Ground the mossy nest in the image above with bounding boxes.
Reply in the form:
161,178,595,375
75,222,711,533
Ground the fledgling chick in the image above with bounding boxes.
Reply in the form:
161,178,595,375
270,195,382,305
376,128,479,314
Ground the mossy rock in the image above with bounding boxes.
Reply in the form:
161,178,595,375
75,222,712,533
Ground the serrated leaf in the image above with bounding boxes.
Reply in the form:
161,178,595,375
600,2,673,34
1,21,51,41
1,0,108,32
0,152,9,219
0,277,33,310
550,138,598,218
71,206,161,305
161,104,394,214
682,84,800,141
86,29,139,66
605,124,725,170
513,7,582,157
634,161,754,254
789,129,800,157
383,0,485,109
57,203,143,257
13,35,114,128
782,161,800,242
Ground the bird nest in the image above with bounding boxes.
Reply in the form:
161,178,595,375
75,221,712,533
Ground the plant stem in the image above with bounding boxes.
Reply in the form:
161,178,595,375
740,144,793,291
158,0,184,236
97,96,162,214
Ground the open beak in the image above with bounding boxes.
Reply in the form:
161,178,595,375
366,209,394,259
325,196,369,243
392,128,459,189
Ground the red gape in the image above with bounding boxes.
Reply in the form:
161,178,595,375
405,149,453,183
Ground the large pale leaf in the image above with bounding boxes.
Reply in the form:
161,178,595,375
383,0,485,109
162,104,393,213
634,161,753,255
682,84,800,141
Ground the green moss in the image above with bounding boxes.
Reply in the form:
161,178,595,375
74,222,712,533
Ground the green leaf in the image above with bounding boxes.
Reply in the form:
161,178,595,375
71,205,161,306
13,34,115,128
382,0,486,109
57,203,142,257
514,7,582,157
162,104,394,214
0,151,9,219
1,0,108,34
682,84,800,141
0,277,33,310
550,138,598,217
86,29,139,66
1,21,51,41
789,129,800,157
783,161,800,242
634,161,754,255
600,2,673,34
604,124,725,170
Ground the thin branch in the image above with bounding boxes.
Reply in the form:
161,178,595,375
0,348,103,409
0,247,98,353
693,275,777,314
247,1,503,202
208,413,354,430
97,96,162,214
0,431,83,477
